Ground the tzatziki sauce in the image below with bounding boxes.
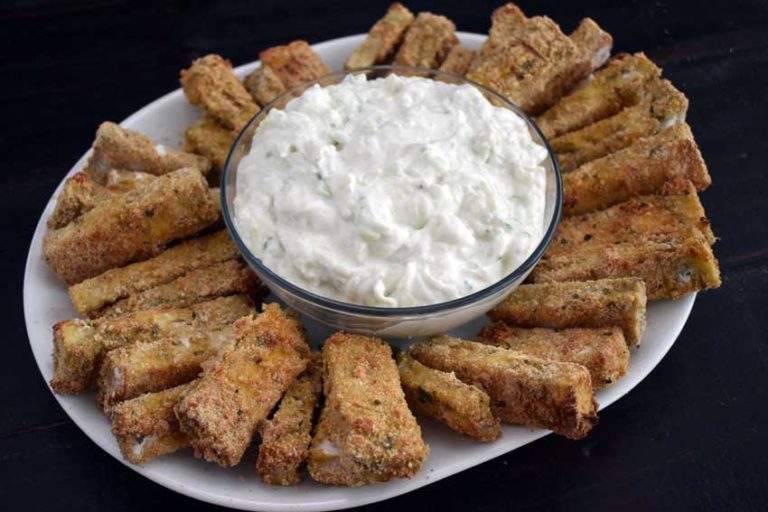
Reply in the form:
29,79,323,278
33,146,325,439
234,74,548,308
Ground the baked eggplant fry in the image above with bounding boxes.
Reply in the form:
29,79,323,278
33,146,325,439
256,353,323,486
488,278,647,347
394,12,458,69
50,295,254,394
563,123,711,216
43,168,219,285
111,383,193,464
100,259,261,317
397,352,500,442
97,326,235,411
409,337,598,440
48,172,111,229
308,333,429,486
536,53,662,138
183,118,238,175
243,65,286,107
477,324,629,388
175,304,310,467
181,54,260,131
569,17,613,71
467,4,592,115
259,41,332,90
551,78,689,172
83,122,212,183
345,3,415,70
532,186,721,299
69,230,239,318
438,46,475,75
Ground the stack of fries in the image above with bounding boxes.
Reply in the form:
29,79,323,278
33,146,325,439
42,2,720,487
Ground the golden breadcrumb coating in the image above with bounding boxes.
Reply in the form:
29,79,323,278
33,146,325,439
394,12,458,69
180,54,259,131
256,353,323,486
174,304,310,467
532,185,721,299
467,4,592,115
488,278,647,347
569,17,613,72
43,168,219,285
397,353,500,442
69,230,239,317
477,324,629,388
243,65,286,107
182,118,238,175
563,123,711,216
100,259,262,317
409,336,598,439
48,172,111,229
438,45,475,75
97,326,235,411
308,333,429,486
345,3,415,70
83,122,211,183
111,383,193,464
259,40,332,90
50,295,254,394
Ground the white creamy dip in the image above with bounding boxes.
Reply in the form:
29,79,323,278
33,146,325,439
234,74,547,307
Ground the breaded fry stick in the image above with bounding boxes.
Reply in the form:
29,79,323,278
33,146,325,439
111,383,193,464
532,186,721,299
50,295,254,394
244,66,286,107
477,324,629,388
101,259,261,317
569,18,613,72
84,122,211,183
488,278,647,346
563,123,711,216
97,326,235,411
409,337,598,439
397,353,500,442
183,118,238,175
308,333,428,486
259,41,332,90
181,54,259,131
551,78,689,171
69,230,239,317
467,4,592,115
43,168,219,285
256,354,323,486
48,172,111,229
175,304,310,467
438,46,475,75
394,12,458,69
345,3,415,70
536,53,661,138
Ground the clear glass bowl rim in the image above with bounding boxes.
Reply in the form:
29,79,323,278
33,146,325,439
221,64,563,317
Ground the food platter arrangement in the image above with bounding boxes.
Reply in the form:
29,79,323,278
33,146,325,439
24,3,720,510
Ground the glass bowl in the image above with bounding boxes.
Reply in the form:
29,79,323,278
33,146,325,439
221,65,562,339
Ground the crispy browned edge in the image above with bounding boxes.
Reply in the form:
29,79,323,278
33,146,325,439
256,353,323,486
68,230,238,317
569,17,613,71
43,168,219,285
409,336,598,439
488,278,648,347
174,304,310,467
393,11,458,69
477,323,629,388
438,45,475,75
180,54,259,131
345,3,415,70
562,123,711,216
48,172,111,229
308,333,428,486
397,352,500,442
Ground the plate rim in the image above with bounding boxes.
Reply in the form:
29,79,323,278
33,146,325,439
22,31,697,511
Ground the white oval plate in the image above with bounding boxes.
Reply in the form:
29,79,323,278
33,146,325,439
24,33,696,511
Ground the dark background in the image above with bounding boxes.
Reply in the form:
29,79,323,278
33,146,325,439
2,0,767,510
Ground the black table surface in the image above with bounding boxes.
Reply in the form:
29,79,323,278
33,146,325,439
3,0,767,510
